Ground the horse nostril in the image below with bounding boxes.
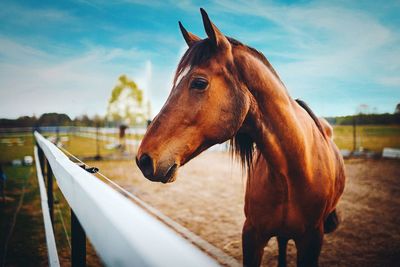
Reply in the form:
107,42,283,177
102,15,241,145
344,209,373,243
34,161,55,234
137,153,154,177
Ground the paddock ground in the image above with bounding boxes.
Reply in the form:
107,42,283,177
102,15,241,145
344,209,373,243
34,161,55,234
93,152,400,267
1,132,400,266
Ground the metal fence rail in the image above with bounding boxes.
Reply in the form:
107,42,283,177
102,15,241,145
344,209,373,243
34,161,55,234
34,131,219,267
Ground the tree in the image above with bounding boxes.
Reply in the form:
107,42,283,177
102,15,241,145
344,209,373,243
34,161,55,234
37,113,72,126
395,103,400,114
106,75,150,126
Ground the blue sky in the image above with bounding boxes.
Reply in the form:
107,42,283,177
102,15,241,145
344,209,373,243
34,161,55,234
0,0,399,119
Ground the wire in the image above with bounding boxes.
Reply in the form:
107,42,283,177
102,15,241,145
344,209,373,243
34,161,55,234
57,209,71,249
60,146,186,227
58,146,85,165
54,190,71,250
60,146,182,228
59,146,161,216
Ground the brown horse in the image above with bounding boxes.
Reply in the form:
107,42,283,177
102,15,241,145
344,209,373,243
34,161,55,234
136,9,345,267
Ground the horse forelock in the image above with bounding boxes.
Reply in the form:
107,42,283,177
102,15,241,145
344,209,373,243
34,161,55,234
174,39,215,87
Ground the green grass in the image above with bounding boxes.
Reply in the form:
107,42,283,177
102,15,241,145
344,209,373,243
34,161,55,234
0,133,132,163
0,135,103,266
62,135,118,157
0,134,35,162
0,165,102,266
333,125,400,151
0,165,47,266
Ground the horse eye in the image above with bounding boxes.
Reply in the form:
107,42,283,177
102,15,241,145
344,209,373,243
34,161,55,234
190,78,208,90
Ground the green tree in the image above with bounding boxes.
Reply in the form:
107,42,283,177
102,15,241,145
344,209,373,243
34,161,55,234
106,75,149,126
37,113,72,126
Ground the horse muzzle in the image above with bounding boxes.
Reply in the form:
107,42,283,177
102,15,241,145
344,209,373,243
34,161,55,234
136,153,178,183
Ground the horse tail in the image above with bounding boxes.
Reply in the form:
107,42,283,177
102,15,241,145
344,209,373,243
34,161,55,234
324,209,341,234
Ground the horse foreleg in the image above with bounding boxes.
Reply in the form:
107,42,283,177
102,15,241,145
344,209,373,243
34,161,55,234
294,226,324,267
277,236,288,267
242,221,269,267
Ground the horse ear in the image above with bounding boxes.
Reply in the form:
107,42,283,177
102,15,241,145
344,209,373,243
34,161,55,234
200,8,229,48
179,21,200,47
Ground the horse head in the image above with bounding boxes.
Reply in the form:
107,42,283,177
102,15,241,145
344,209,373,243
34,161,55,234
136,9,251,183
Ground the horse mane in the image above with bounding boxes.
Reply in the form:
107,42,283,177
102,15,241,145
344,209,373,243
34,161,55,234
295,99,327,138
229,132,255,171
175,38,327,170
174,37,284,171
230,100,328,171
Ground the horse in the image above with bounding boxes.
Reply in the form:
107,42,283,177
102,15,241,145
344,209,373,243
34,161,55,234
136,8,345,267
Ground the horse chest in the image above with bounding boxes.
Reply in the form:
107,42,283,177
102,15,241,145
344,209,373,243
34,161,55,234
245,172,327,235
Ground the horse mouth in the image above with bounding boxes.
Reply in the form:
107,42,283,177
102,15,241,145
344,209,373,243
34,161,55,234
162,163,178,183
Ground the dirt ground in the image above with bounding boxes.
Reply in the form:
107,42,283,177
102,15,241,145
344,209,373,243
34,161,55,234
92,152,400,267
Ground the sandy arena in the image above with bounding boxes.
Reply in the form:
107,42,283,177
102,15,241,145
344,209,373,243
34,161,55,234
92,151,400,267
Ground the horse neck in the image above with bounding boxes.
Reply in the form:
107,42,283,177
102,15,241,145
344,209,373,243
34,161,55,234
235,50,312,176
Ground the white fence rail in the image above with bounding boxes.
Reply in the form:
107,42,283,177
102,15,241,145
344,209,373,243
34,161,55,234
34,131,219,267
34,146,60,267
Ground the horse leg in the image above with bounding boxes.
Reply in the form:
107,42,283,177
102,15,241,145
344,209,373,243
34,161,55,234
277,236,288,267
295,226,324,267
242,221,269,267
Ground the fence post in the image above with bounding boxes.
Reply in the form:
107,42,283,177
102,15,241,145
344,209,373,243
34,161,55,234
37,145,45,177
47,160,54,224
71,164,87,267
95,124,101,160
71,211,86,267
353,116,357,152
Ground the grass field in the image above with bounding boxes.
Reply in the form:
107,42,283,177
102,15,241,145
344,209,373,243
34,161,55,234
0,133,125,163
0,165,47,266
0,135,35,163
333,125,400,151
0,133,106,266
0,165,103,266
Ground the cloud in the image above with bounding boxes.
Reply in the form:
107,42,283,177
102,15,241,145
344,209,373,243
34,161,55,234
0,37,53,63
210,0,400,115
144,45,188,117
377,76,400,87
215,1,395,74
0,1,78,27
0,0,398,119
0,37,156,119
